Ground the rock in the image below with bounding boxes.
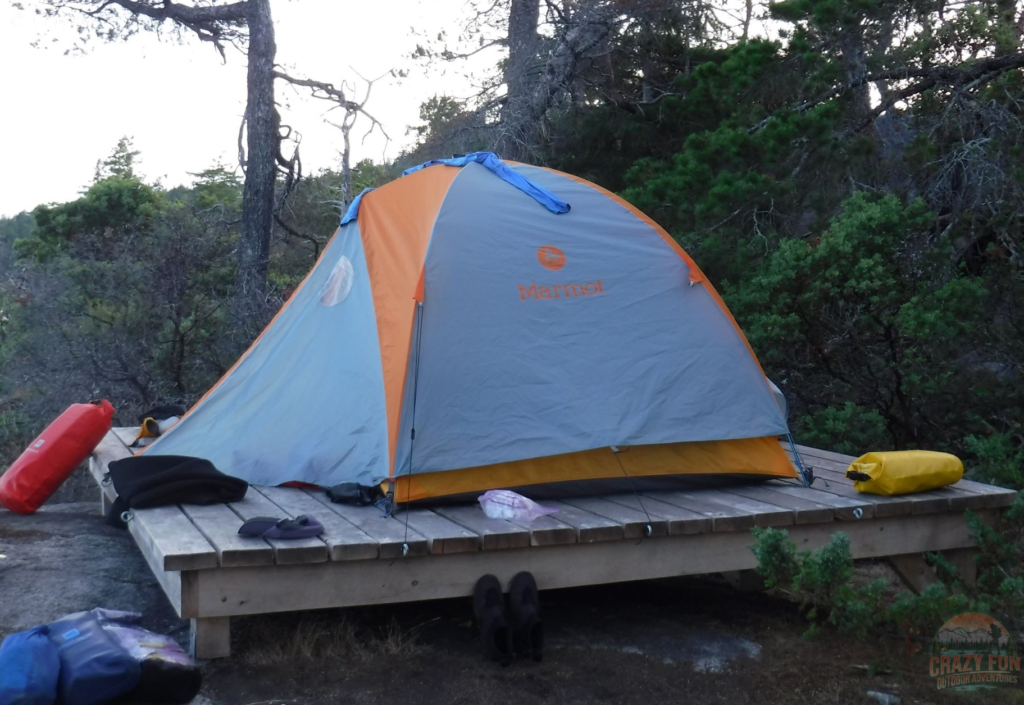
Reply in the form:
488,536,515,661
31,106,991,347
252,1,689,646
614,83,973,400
0,502,185,640
551,620,761,673
866,690,901,705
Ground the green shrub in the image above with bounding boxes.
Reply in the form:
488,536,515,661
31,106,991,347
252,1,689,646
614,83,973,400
750,527,994,639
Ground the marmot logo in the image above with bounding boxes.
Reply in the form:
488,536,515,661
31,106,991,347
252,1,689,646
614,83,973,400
537,246,566,271
518,281,605,300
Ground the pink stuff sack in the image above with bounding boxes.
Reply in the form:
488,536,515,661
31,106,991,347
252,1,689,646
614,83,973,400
478,490,559,522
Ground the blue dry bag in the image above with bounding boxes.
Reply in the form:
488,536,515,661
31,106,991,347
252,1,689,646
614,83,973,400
47,611,141,705
0,625,61,705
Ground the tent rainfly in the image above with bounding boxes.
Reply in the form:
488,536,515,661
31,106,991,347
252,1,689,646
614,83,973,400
143,153,797,502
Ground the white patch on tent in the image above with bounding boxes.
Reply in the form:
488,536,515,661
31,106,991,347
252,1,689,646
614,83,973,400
319,255,354,306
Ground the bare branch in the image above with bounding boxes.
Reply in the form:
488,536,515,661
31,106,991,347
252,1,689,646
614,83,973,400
751,52,1024,133
48,0,249,59
274,69,392,143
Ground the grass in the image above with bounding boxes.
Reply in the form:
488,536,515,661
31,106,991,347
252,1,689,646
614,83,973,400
232,609,430,667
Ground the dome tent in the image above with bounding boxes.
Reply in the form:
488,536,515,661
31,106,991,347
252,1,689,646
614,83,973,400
143,153,797,501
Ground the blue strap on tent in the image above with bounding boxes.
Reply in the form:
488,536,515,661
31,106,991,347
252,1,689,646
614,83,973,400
403,152,570,214
340,188,374,226
339,152,571,225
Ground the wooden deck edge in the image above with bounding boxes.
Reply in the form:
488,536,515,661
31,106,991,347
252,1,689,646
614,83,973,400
90,453,191,616
188,509,994,619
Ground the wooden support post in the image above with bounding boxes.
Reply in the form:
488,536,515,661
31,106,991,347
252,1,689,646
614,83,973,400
190,617,231,660
888,553,939,594
945,548,978,587
100,485,112,517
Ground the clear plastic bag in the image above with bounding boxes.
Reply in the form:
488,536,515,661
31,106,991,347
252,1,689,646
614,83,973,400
478,489,558,522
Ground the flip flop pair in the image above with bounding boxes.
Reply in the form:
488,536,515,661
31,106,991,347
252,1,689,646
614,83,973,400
238,514,324,539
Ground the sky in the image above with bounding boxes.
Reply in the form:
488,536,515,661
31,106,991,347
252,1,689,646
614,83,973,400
0,0,491,217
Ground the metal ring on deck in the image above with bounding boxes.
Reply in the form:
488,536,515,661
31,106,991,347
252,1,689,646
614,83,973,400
853,507,864,519
121,510,133,524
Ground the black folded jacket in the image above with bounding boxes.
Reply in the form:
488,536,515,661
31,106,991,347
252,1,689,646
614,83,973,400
326,482,383,506
105,455,248,529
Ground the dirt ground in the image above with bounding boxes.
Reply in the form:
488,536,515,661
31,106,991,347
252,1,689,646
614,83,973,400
206,576,1023,705
2,468,1022,705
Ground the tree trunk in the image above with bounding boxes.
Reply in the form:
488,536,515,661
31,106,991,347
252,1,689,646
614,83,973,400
497,0,540,158
838,26,870,120
234,0,277,330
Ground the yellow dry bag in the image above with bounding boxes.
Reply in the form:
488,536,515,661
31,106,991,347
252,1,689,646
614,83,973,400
845,450,963,496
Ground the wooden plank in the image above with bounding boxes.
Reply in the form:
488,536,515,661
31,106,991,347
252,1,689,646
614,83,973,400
813,481,917,517
505,514,578,547
128,505,219,571
111,426,140,449
90,432,130,477
646,491,754,532
723,485,835,525
180,503,274,568
307,491,429,559
256,486,379,561
652,488,796,530
91,430,128,464
190,510,995,618
949,478,1018,505
190,617,231,660
791,444,855,465
604,494,712,535
542,500,624,543
433,505,531,550
400,509,481,554
695,488,796,527
763,480,876,521
558,496,669,539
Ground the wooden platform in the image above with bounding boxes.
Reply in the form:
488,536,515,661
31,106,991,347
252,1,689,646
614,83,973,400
89,429,1017,659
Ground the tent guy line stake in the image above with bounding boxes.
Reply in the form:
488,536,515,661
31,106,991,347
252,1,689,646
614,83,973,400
400,301,426,558
786,433,813,487
611,446,653,540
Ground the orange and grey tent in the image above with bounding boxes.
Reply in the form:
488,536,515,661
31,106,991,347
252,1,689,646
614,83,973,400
145,153,797,501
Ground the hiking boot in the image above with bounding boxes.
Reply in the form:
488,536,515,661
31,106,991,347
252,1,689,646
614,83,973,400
472,574,513,666
508,571,543,662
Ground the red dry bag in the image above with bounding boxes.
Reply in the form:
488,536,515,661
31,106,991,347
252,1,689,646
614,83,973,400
0,400,115,514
